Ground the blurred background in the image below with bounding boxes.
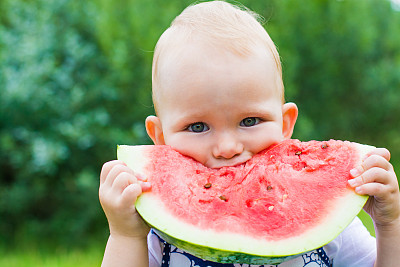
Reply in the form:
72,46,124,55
1,0,399,266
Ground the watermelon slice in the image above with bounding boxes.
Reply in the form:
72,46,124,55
117,139,373,265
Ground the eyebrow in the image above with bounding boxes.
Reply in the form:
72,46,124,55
176,105,279,124
235,103,280,118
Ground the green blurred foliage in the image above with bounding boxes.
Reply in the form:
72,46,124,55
270,0,400,150
0,0,155,245
0,0,399,247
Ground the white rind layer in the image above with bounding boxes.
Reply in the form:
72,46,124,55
117,142,374,264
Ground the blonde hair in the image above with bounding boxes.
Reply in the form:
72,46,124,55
152,1,284,112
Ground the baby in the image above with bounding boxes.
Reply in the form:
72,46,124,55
99,1,400,266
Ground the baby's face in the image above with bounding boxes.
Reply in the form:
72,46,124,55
148,41,297,168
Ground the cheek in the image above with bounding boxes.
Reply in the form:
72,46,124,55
164,135,208,164
247,125,285,152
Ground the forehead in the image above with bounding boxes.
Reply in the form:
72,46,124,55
156,44,283,109
153,40,283,116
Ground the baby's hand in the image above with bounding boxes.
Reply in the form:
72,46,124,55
99,160,151,239
348,148,400,228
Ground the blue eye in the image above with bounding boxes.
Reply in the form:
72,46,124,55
188,122,209,133
240,117,260,127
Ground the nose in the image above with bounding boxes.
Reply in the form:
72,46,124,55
212,132,244,159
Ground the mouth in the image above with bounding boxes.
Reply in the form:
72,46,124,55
208,156,252,169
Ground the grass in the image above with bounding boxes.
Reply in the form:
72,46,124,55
0,242,104,267
0,211,376,267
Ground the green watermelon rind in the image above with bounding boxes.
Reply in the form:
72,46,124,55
152,228,298,265
118,142,372,265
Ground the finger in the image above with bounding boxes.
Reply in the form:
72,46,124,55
100,160,125,184
112,172,138,193
354,182,389,197
362,154,393,172
121,183,143,208
350,154,393,179
363,148,391,162
363,167,391,184
105,164,135,188
349,167,390,188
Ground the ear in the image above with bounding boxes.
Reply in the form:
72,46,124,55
282,102,298,139
145,116,165,145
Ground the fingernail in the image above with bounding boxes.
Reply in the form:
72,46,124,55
348,179,357,187
135,172,147,181
355,187,363,194
350,168,360,177
140,181,152,192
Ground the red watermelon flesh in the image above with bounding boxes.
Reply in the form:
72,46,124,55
145,139,356,239
117,139,372,264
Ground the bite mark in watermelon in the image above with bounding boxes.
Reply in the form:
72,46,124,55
117,139,373,265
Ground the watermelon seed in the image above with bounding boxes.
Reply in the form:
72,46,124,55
295,151,302,156
321,144,328,149
267,185,273,191
204,183,212,189
268,205,274,211
219,195,228,201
